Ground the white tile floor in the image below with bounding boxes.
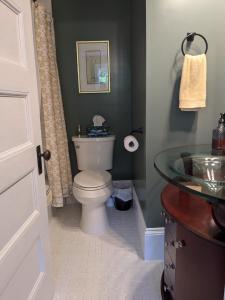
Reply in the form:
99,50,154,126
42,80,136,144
49,203,163,300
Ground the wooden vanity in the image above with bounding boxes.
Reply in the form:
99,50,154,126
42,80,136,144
161,184,225,300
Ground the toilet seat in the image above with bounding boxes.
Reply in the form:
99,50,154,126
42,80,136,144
74,170,112,191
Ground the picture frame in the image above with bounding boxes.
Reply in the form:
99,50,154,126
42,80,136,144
76,41,111,93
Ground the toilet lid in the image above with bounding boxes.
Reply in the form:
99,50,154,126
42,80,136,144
74,170,111,189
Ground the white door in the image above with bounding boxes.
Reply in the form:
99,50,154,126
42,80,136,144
0,0,53,299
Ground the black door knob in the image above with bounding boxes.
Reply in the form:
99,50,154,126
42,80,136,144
36,145,51,174
41,150,51,161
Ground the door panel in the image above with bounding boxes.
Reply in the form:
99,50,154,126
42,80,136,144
0,145,35,194
0,211,40,292
0,1,22,64
0,173,34,249
0,95,29,152
1,242,41,300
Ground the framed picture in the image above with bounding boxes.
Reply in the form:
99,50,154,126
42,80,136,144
76,41,111,93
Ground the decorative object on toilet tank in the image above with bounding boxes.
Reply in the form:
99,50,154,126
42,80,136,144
86,115,110,137
76,41,110,93
87,126,110,137
93,115,105,127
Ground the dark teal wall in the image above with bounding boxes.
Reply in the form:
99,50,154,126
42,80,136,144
131,0,147,210
52,0,133,179
145,0,225,227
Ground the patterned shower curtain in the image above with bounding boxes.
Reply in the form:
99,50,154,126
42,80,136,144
34,3,72,207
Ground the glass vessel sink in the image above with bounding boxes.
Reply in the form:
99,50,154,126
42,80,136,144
154,144,225,204
173,155,225,194
154,145,225,231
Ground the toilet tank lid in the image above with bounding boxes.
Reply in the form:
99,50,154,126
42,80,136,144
72,135,115,142
74,170,112,188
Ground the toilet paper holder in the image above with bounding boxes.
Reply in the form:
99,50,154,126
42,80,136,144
129,127,143,135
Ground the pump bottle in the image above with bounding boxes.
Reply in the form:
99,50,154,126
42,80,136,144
212,113,225,156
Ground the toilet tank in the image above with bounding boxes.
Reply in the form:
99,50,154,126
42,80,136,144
72,135,116,170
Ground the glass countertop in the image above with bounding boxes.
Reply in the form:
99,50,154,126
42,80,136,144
154,144,225,205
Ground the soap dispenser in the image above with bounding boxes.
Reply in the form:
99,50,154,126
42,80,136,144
212,113,225,156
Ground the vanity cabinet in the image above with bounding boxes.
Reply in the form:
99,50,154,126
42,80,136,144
161,184,225,300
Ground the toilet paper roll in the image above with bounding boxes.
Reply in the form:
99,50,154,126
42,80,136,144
124,135,139,152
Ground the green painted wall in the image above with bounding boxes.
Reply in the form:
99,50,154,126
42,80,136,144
52,0,133,179
145,0,225,227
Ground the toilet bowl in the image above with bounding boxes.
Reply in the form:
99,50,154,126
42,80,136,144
73,170,112,235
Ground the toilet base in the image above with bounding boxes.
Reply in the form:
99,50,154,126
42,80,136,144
80,203,109,235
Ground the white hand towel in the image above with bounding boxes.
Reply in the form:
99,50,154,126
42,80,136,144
179,54,207,111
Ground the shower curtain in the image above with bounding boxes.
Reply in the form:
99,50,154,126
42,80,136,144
34,3,72,207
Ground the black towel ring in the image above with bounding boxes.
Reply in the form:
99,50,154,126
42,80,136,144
181,32,208,56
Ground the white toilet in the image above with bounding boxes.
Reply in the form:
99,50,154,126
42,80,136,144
72,135,115,235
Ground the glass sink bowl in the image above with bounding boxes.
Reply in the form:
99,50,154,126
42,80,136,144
173,155,225,194
154,144,225,204
154,145,225,231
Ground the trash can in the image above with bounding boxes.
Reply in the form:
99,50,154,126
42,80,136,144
114,187,133,211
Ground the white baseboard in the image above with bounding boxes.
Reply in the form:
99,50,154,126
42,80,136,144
144,227,164,261
132,183,165,261
132,185,146,259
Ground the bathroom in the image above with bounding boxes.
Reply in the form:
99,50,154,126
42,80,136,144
0,0,225,299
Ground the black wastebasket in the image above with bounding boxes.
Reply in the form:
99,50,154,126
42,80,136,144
114,187,133,211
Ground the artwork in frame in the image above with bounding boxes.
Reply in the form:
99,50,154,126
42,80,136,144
76,41,111,93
